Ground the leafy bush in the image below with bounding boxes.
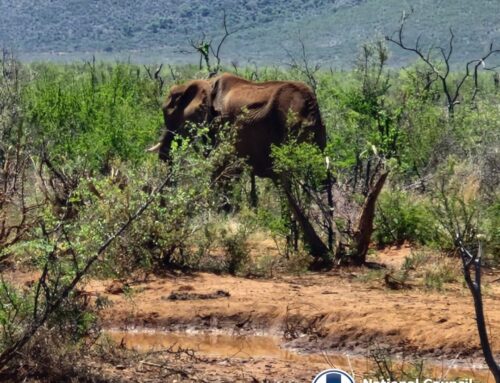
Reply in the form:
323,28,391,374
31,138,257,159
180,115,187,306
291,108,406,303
423,260,460,291
483,199,500,264
401,249,461,291
283,250,313,275
23,63,163,172
374,188,439,247
42,122,240,276
253,254,280,278
272,141,328,190
222,229,251,276
401,250,432,272
271,141,330,254
0,281,32,351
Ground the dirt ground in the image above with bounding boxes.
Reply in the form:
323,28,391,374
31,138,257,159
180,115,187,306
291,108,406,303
5,246,500,382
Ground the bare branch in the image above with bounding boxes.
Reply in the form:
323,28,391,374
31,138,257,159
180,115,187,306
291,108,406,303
211,10,245,72
386,11,500,115
185,10,246,75
282,32,320,92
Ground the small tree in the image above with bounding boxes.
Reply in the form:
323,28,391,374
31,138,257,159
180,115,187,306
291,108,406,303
0,50,43,262
386,11,500,116
186,11,243,76
283,33,320,92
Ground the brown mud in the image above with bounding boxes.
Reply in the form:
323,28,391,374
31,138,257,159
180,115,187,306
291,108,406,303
105,329,493,381
4,246,500,382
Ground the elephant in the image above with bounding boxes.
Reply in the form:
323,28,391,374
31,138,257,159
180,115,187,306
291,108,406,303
148,73,331,262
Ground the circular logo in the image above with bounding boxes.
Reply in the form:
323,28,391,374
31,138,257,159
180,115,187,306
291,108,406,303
312,368,355,383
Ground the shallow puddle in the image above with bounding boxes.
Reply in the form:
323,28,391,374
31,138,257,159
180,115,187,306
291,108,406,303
105,329,493,382
106,329,345,364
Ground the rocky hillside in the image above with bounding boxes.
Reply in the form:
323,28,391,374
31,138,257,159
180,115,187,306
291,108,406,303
0,0,499,66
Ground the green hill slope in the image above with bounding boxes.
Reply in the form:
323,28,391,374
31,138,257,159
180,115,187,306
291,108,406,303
0,0,499,66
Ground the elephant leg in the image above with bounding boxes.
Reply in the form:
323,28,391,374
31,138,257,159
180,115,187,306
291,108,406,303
277,190,292,258
213,162,243,213
275,176,330,266
218,178,234,213
250,172,258,208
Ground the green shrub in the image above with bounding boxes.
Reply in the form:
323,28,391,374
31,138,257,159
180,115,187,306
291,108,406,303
253,254,280,278
272,141,328,190
23,63,163,172
424,261,459,291
283,249,313,275
271,141,330,255
401,250,461,291
401,250,432,272
375,189,440,247
483,199,500,264
222,229,251,276
0,280,32,350
71,125,238,275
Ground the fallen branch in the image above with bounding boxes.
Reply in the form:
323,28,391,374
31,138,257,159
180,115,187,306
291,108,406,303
139,360,190,378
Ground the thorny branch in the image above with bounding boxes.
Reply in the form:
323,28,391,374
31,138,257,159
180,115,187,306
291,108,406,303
144,63,165,100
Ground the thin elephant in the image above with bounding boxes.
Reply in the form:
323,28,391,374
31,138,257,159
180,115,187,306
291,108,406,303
148,73,330,261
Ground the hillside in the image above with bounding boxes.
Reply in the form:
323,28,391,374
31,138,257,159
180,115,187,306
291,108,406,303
0,0,499,66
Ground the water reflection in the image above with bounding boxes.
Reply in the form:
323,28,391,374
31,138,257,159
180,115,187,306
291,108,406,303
105,329,492,382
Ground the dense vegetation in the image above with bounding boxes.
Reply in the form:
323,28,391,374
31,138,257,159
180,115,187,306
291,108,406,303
1,0,500,65
0,34,499,378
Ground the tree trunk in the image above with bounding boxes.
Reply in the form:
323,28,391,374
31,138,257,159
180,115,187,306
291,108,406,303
326,170,335,251
460,243,500,383
278,178,330,266
352,171,388,265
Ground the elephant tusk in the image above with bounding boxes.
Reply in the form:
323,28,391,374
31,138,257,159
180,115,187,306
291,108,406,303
146,142,162,153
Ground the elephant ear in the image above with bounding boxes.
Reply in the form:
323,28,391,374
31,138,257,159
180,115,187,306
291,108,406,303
177,83,201,110
162,83,200,116
175,81,213,121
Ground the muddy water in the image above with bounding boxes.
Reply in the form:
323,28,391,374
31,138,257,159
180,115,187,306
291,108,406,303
106,329,493,382
106,329,352,365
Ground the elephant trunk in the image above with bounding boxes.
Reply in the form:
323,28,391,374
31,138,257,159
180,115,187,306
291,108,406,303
158,130,174,162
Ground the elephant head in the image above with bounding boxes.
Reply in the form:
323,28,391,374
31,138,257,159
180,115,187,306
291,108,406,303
147,79,213,161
